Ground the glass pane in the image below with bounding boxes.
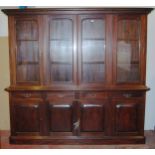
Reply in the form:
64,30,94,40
17,41,39,63
81,18,105,83
49,18,73,83
16,21,38,40
117,19,140,83
82,19,105,39
118,20,140,40
50,19,72,40
16,20,39,83
51,64,72,82
17,64,39,82
83,40,105,62
50,40,72,62
83,64,105,82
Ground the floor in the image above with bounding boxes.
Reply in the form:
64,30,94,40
0,130,155,149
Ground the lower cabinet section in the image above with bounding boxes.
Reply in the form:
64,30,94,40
48,100,108,137
9,91,146,144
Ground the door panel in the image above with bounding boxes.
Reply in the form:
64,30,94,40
15,16,41,84
14,103,40,132
12,99,44,135
47,15,76,85
112,99,144,135
113,15,142,84
78,15,106,84
116,104,137,132
79,100,107,136
81,103,104,131
48,102,73,132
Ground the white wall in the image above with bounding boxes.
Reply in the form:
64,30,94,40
0,10,8,36
0,8,155,130
145,9,155,130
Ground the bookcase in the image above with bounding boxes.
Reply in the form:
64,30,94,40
2,8,152,144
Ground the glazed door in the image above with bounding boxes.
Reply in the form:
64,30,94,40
113,15,146,84
45,15,76,86
15,16,42,85
78,15,108,86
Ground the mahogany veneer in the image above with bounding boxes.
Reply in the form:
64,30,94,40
2,8,153,144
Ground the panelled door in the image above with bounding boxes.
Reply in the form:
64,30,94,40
79,99,108,137
48,101,74,135
112,99,144,136
11,99,46,136
47,92,75,136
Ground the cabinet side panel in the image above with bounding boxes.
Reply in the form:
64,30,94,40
8,16,16,85
140,15,147,84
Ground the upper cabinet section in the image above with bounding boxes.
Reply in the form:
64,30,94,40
15,16,41,85
4,8,152,88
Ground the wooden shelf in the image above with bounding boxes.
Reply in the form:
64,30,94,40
17,61,39,65
51,61,72,65
118,61,139,64
83,61,105,64
83,38,105,41
17,39,38,42
50,38,72,41
117,39,139,42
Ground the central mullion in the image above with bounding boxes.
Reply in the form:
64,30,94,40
73,15,78,85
